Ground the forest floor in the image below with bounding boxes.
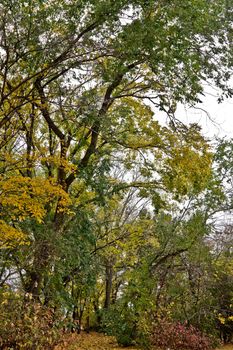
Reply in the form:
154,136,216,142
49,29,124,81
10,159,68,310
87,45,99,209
55,332,138,350
55,332,233,350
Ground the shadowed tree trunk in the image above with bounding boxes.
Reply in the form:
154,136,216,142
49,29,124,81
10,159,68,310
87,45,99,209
104,262,114,309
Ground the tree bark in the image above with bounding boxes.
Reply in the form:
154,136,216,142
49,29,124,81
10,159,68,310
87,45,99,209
104,263,113,309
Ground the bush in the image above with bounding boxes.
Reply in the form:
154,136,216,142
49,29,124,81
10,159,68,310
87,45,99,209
150,319,215,350
0,290,61,349
100,306,152,348
100,307,137,347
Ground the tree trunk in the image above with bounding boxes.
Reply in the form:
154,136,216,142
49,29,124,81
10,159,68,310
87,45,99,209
25,239,52,301
104,263,113,309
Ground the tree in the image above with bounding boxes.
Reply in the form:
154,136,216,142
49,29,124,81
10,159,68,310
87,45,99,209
0,1,232,347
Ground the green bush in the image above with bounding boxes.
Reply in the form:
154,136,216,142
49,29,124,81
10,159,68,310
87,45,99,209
100,305,151,348
100,307,137,347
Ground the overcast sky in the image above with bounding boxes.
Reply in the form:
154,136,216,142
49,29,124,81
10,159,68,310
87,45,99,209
176,88,233,140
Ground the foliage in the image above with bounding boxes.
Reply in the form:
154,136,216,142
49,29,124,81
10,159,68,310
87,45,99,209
0,220,28,248
101,306,137,347
0,290,61,349
0,0,232,347
150,319,216,350
212,253,233,343
0,175,71,247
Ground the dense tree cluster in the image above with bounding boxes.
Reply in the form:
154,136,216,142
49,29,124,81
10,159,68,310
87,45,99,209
0,0,232,348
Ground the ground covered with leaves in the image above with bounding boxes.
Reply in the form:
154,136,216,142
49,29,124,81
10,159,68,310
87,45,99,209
55,332,138,350
55,332,233,350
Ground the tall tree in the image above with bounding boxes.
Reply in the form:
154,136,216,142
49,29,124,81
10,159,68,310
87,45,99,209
0,0,232,302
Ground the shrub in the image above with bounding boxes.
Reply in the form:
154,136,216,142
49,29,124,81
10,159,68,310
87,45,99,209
0,290,61,349
100,307,137,347
100,306,152,348
150,319,215,350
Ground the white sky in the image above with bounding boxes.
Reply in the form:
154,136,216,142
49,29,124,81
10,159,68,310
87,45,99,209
176,90,233,140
